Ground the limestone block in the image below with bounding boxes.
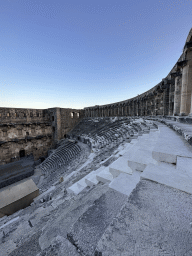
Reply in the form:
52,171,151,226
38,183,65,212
141,163,192,194
128,149,157,172
67,183,86,195
109,158,132,178
152,151,177,164
0,179,39,217
109,172,140,196
176,156,192,174
96,167,113,183
85,171,99,186
76,172,93,188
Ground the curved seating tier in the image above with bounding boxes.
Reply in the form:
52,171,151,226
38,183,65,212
39,140,81,174
67,117,157,150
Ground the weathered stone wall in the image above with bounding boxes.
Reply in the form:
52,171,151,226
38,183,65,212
47,108,84,144
0,107,84,165
84,28,192,119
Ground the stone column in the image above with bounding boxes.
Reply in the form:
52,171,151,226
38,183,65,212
163,88,169,116
154,96,158,116
125,105,127,116
140,99,143,116
173,74,182,116
180,50,192,115
132,101,135,116
146,99,148,116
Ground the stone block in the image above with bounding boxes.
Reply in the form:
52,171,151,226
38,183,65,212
128,149,157,172
0,179,39,217
176,156,192,173
109,157,132,178
85,172,99,186
141,163,192,194
109,172,140,196
67,183,86,195
152,151,177,164
96,167,113,183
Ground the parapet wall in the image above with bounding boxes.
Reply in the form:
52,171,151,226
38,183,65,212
84,28,192,119
0,107,84,165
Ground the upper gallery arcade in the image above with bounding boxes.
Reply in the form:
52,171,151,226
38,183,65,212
84,28,192,119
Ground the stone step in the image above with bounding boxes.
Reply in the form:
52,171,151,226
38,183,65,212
176,156,192,172
84,167,107,187
109,157,132,178
141,162,192,194
76,172,93,188
66,182,86,195
152,125,192,164
85,171,99,186
96,167,113,183
67,188,128,256
128,149,157,172
108,171,141,196
39,182,110,252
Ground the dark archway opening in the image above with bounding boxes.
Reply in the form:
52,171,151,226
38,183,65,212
20,150,25,158
40,157,45,163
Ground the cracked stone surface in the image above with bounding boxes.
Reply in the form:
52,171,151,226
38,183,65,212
95,180,192,256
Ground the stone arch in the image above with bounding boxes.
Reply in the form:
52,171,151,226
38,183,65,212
19,149,25,158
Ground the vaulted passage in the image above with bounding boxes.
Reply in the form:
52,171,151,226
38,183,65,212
19,150,25,158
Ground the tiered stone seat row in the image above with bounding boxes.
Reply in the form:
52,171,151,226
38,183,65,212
39,140,81,174
67,121,192,198
68,117,154,150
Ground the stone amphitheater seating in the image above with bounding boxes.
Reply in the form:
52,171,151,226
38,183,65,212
67,120,192,198
39,140,81,174
66,117,161,196
1,117,192,255
67,117,156,153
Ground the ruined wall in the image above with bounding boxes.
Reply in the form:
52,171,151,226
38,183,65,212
0,107,84,165
84,28,192,120
47,108,84,143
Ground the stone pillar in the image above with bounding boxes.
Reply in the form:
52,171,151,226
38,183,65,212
145,99,148,116
173,74,182,116
130,102,133,116
132,101,135,116
154,96,158,116
168,85,173,116
140,99,143,116
163,88,169,116
125,105,127,116
180,50,192,115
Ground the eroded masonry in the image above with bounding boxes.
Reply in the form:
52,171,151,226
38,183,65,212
0,108,84,165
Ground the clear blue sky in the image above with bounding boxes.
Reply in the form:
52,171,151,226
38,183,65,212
0,0,192,109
